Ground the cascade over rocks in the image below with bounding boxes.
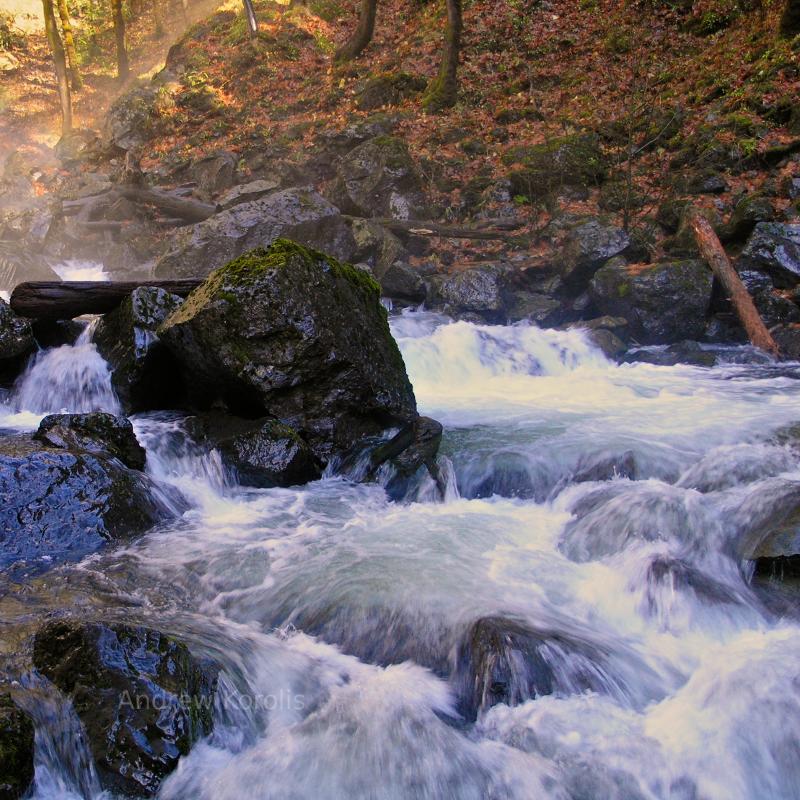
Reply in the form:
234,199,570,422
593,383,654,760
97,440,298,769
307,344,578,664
0,693,35,800
33,621,218,797
94,286,185,412
589,259,712,344
0,416,169,571
330,136,429,220
154,188,357,279
158,239,419,463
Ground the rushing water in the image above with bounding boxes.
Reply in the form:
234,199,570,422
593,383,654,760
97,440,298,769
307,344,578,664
3,308,800,800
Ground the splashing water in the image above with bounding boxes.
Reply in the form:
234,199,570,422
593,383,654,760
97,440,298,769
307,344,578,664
6,312,800,800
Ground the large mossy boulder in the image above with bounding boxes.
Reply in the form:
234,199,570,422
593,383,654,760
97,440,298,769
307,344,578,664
738,223,800,288
0,693,35,800
330,136,429,220
503,134,607,200
94,286,185,413
589,259,712,344
0,415,167,571
104,81,172,152
33,621,217,797
158,240,417,462
0,298,35,383
154,188,357,279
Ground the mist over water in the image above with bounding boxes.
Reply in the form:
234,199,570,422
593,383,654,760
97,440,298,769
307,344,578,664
5,308,800,799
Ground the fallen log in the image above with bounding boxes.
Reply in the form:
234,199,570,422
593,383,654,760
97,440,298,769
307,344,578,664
10,280,203,320
689,209,780,358
117,187,216,223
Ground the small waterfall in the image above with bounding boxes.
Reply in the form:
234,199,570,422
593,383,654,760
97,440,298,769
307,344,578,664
13,323,121,417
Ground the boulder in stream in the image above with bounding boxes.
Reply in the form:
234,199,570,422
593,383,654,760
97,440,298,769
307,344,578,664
738,223,800,288
0,417,168,572
0,298,35,384
0,692,35,800
158,239,418,463
94,286,185,413
33,621,217,797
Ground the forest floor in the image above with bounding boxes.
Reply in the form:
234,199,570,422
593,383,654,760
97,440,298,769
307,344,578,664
2,0,799,264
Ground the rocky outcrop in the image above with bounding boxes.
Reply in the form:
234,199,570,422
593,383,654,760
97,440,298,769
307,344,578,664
94,286,184,412
34,412,147,470
200,414,321,488
437,265,505,320
330,136,428,220
158,240,417,462
154,188,356,279
104,81,173,152
0,298,35,382
33,621,217,797
0,418,168,571
589,259,712,344
560,221,629,289
0,693,35,800
738,223,800,288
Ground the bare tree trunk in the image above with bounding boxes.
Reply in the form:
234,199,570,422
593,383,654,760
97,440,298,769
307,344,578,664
55,0,82,89
243,0,258,37
781,0,800,35
111,0,129,80
41,0,73,135
153,0,165,38
689,210,780,358
334,0,377,62
422,0,462,112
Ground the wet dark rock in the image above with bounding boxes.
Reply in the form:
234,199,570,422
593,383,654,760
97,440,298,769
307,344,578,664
366,416,443,501
154,188,356,279
94,286,185,412
561,221,630,289
590,259,712,344
330,136,429,220
158,240,417,463
0,433,167,571
739,223,800,288
0,693,35,800
585,327,627,359
506,291,564,326
379,262,427,304
752,289,800,328
773,325,800,360
733,479,800,564
33,621,217,798
203,415,320,488
34,412,146,471
350,218,408,276
721,195,775,242
644,556,739,608
572,450,638,483
0,299,35,383
685,171,728,195
452,616,619,720
438,265,504,319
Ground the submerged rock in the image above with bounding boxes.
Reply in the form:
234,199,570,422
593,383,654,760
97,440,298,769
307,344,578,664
0,693,35,800
451,616,620,720
201,414,321,488
94,286,184,412
34,412,147,471
33,621,217,797
0,428,167,571
590,259,712,344
330,136,428,220
154,188,356,279
158,239,417,463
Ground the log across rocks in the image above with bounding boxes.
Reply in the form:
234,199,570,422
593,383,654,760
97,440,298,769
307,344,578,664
10,279,202,321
